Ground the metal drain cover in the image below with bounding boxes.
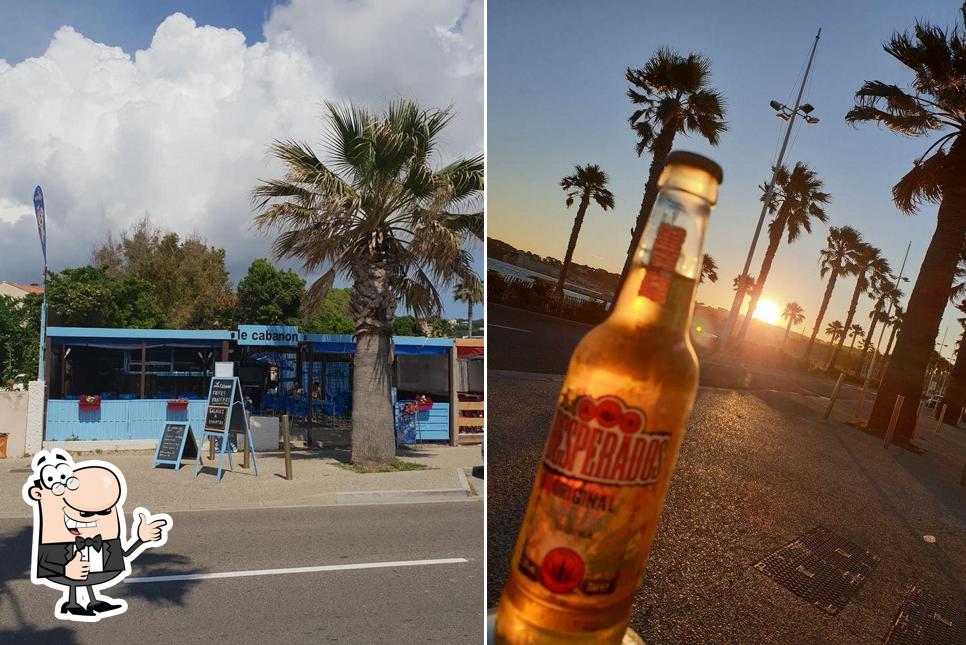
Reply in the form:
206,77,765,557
754,526,879,615
884,586,964,644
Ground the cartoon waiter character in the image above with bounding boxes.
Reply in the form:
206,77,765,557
22,449,172,621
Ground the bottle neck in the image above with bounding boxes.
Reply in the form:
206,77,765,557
609,186,710,335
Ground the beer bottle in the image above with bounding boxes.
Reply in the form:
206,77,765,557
494,151,723,644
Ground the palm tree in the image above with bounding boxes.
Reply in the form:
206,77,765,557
737,162,830,341
781,302,805,343
252,100,483,466
856,279,904,372
827,243,891,371
882,306,904,360
848,8,966,441
731,274,756,324
826,320,845,343
937,248,966,423
614,48,727,300
453,277,483,337
557,165,615,299
699,254,719,284
803,226,863,363
848,324,866,351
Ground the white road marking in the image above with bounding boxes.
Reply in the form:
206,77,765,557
488,323,530,333
124,557,469,584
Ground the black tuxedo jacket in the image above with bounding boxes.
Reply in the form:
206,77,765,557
35,538,143,579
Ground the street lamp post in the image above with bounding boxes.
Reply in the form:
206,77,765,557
718,29,822,351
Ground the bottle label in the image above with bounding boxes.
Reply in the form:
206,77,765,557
639,223,687,305
517,395,670,598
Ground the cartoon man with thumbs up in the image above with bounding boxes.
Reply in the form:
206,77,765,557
22,449,172,622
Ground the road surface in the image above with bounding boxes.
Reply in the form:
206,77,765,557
0,501,483,644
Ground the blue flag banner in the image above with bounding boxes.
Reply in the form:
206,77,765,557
33,185,47,265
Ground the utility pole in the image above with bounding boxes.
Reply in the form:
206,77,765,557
719,29,821,350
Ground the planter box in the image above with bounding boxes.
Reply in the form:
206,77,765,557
78,403,101,411
417,403,434,412
167,401,189,410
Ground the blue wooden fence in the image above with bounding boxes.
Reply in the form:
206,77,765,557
46,400,207,441
416,404,449,441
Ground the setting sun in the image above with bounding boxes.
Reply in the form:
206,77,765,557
752,299,781,325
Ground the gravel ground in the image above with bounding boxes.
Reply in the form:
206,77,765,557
487,369,966,644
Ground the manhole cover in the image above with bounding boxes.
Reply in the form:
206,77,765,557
754,526,879,615
883,586,964,644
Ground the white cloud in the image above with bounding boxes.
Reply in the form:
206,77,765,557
0,1,483,315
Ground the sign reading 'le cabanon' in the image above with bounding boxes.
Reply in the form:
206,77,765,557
236,325,301,347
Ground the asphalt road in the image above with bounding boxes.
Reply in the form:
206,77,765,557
0,501,483,644
487,304,869,400
486,370,965,643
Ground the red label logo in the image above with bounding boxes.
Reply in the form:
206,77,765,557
539,547,585,593
639,223,686,304
544,395,670,486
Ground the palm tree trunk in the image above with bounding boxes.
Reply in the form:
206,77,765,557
828,273,866,371
869,142,966,442
738,215,785,341
884,323,898,358
349,258,396,467
849,334,857,351
856,314,880,373
941,328,966,426
783,319,792,343
556,192,591,298
613,126,677,303
467,300,474,337
803,268,839,364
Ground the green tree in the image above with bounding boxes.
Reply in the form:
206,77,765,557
453,276,483,337
303,288,355,334
557,164,615,299
393,315,424,337
94,218,235,328
0,294,41,386
803,226,863,364
235,259,306,325
252,100,482,466
615,47,727,299
781,302,805,343
849,7,966,441
737,161,830,341
45,267,165,329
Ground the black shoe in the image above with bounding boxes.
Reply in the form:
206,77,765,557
60,602,94,617
88,600,122,613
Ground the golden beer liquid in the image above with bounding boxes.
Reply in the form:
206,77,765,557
495,155,720,645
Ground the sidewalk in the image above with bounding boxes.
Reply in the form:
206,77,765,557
0,444,483,520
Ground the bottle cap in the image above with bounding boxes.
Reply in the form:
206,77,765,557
659,150,723,205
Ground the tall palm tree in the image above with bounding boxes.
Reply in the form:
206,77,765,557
731,274,756,325
737,162,830,341
453,277,483,337
614,48,727,300
882,306,904,360
826,320,845,343
848,8,966,441
937,247,966,423
848,323,866,351
781,302,805,343
803,226,863,363
557,165,615,298
252,100,483,466
699,254,719,284
856,279,903,372
828,244,891,371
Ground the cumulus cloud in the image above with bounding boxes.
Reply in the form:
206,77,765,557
0,1,482,314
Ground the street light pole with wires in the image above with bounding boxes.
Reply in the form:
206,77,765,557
718,29,822,351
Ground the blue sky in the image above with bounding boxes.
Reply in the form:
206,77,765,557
488,0,962,358
0,0,483,320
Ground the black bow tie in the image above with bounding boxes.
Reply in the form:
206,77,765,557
75,535,102,552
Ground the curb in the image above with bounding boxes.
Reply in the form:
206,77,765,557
336,487,471,505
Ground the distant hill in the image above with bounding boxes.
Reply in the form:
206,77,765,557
487,238,619,295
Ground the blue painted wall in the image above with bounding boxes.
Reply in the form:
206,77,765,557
416,404,450,441
46,400,207,441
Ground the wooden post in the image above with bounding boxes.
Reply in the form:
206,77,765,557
449,344,458,446
208,435,215,461
42,336,52,443
306,345,314,437
221,340,229,362
139,341,146,399
282,414,293,480
824,373,846,420
884,395,904,449
935,403,946,434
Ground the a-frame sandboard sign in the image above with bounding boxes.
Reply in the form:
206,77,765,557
194,376,259,482
152,422,198,469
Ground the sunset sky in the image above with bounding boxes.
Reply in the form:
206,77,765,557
489,0,961,358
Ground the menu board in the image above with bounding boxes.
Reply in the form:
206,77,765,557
205,405,228,433
209,378,235,406
153,423,197,468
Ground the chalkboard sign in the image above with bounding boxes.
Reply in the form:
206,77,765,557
152,423,197,469
205,405,228,433
209,378,234,406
